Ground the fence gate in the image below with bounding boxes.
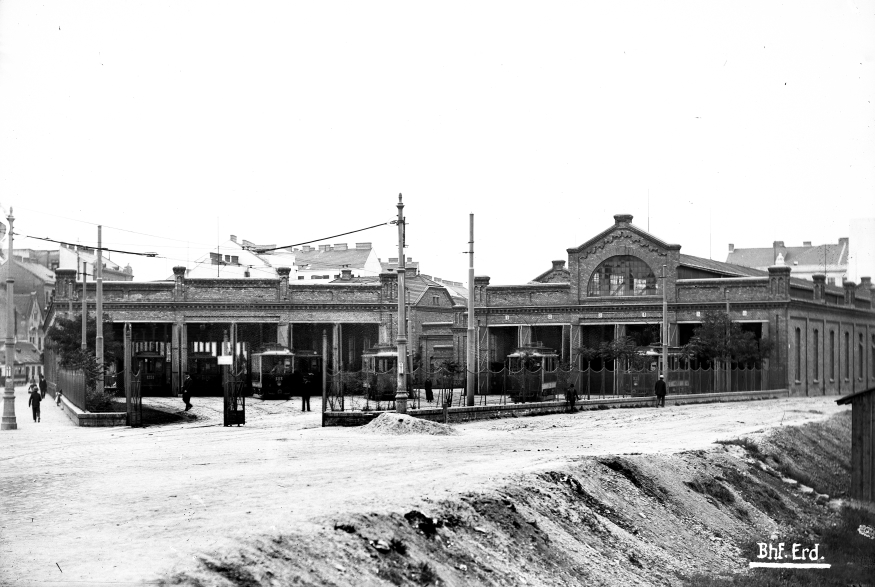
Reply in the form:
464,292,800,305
128,371,142,427
223,371,246,426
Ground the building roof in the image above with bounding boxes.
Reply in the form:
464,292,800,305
836,386,875,405
1,259,57,284
0,341,43,366
678,254,769,278
727,242,848,270
294,247,373,272
178,239,283,279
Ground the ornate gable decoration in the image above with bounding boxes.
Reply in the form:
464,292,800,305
580,230,667,260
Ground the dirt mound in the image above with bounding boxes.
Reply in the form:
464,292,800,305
360,413,458,436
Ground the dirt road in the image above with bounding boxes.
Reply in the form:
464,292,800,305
0,389,847,585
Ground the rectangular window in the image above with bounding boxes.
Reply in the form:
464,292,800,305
859,333,864,379
813,330,819,380
297,276,305,280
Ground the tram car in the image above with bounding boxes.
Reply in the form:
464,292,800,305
362,344,400,402
251,346,295,399
507,343,558,402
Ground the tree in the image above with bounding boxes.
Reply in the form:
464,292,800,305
681,310,771,366
45,313,122,391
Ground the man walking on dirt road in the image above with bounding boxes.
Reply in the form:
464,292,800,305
654,374,667,407
28,385,42,422
182,374,194,411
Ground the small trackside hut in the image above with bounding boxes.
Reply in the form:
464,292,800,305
836,386,875,504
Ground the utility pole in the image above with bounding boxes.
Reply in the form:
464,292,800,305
394,194,408,414
96,226,104,393
466,214,475,407
80,257,87,350
2,208,17,430
661,264,668,383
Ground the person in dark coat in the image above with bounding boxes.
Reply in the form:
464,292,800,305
182,374,194,411
565,382,578,413
301,372,313,412
28,386,42,422
424,379,434,403
38,374,47,400
654,374,667,407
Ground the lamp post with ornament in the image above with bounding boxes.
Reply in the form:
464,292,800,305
2,208,18,430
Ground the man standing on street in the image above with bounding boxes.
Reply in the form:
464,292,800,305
654,374,667,408
28,385,42,422
301,372,312,412
39,374,47,399
182,374,194,411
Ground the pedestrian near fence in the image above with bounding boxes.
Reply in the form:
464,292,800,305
654,374,667,408
39,374,47,399
566,382,578,413
28,385,42,423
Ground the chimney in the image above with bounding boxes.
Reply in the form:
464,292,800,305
172,266,187,301
406,257,412,263
728,243,734,253
843,280,856,306
318,244,331,252
230,235,237,243
552,260,566,271
355,242,372,250
340,269,352,281
276,267,291,300
388,257,398,263
860,276,872,287
613,214,633,225
302,245,313,252
334,243,348,251
773,240,785,264
803,241,811,247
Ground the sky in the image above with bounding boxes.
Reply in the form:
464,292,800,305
0,1,873,285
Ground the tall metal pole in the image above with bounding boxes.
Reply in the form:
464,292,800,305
394,194,408,414
80,257,87,350
661,264,668,381
2,208,17,430
96,226,104,392
322,329,328,414
466,214,475,406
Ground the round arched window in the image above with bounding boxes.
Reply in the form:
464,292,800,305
587,255,657,297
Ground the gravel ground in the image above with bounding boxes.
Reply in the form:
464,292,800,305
0,386,848,586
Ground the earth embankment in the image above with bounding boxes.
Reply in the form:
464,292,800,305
162,409,852,587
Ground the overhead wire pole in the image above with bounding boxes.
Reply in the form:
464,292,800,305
80,255,86,350
96,226,104,393
466,214,475,407
394,194,408,414
661,264,668,382
2,208,17,430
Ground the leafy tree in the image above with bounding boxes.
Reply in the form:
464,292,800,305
45,313,122,395
681,310,771,366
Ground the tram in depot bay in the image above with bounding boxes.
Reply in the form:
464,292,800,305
250,346,324,400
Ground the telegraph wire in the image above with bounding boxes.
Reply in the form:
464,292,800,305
246,221,392,253
14,233,159,257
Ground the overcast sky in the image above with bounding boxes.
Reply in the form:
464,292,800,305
1,1,873,284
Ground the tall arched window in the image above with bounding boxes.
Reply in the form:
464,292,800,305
830,330,835,380
794,328,801,382
844,331,850,380
587,256,657,297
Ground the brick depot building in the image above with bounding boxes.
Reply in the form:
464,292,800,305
45,214,875,398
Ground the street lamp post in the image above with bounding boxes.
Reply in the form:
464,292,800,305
2,208,17,430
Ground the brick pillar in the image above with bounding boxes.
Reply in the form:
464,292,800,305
812,274,826,301
843,280,856,307
768,265,791,300
172,320,186,396
172,266,186,302
277,267,291,301
474,275,490,304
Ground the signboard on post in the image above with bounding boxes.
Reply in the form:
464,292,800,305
217,355,232,365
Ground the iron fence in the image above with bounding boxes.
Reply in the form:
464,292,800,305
324,363,786,412
56,368,87,412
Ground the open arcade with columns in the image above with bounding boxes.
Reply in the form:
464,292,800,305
44,213,875,399
469,214,875,397
47,266,464,396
